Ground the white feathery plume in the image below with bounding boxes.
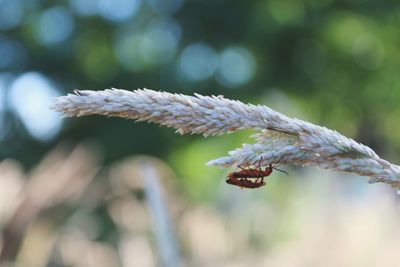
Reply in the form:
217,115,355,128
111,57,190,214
51,88,400,189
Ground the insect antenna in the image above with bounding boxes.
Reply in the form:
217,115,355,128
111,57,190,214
272,167,289,176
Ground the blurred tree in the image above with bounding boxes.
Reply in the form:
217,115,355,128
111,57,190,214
0,0,400,170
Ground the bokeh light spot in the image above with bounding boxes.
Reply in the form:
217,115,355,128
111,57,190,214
0,0,23,30
268,0,305,25
216,47,256,88
114,33,146,71
0,76,6,111
69,0,99,16
115,18,181,71
139,18,181,65
326,14,367,53
8,72,61,141
178,43,218,82
98,0,142,23
81,43,118,81
0,74,11,141
352,34,384,70
35,7,75,46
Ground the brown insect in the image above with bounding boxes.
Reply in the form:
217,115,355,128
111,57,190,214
226,160,287,189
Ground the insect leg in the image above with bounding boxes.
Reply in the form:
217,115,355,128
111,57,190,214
272,167,289,176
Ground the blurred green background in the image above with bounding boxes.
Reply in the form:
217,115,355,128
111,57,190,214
1,0,400,266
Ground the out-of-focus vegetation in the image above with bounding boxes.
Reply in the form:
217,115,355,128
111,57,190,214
1,0,400,266
1,145,400,267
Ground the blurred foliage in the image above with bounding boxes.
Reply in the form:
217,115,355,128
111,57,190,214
0,145,399,267
1,0,400,169
0,0,400,203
